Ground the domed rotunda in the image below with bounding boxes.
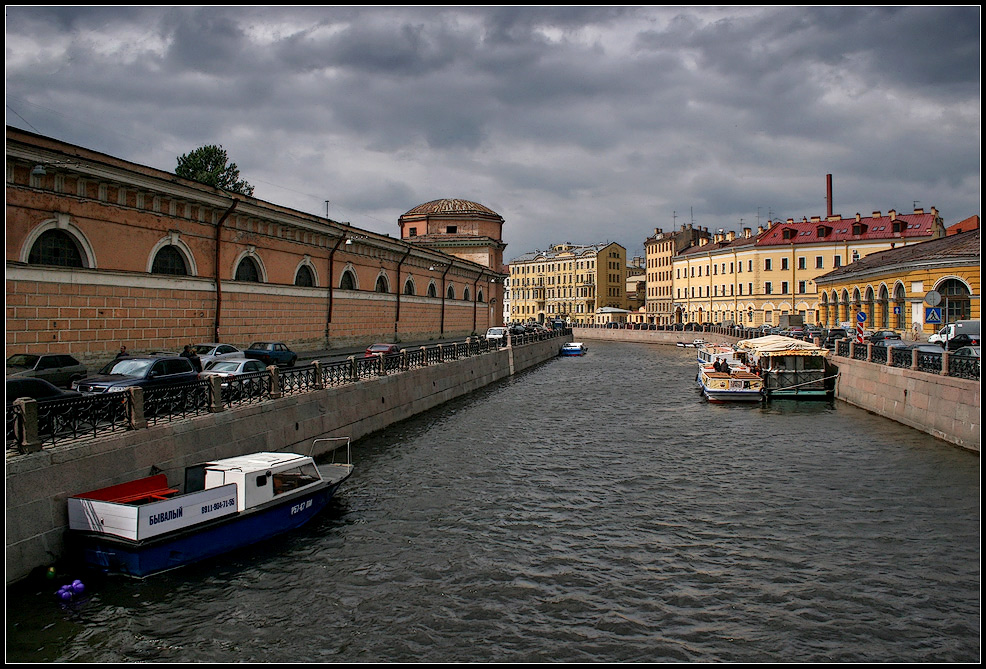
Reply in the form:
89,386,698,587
398,198,507,271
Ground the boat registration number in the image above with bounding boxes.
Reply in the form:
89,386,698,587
291,498,313,515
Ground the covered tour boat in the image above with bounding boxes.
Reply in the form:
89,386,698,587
735,335,835,400
67,440,354,577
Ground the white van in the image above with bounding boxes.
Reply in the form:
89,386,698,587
929,320,980,347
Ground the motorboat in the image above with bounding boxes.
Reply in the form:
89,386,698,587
676,338,706,348
66,440,354,577
560,342,587,356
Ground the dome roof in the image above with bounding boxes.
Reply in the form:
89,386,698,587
402,198,501,218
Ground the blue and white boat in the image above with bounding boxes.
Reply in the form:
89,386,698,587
67,440,354,577
560,342,587,356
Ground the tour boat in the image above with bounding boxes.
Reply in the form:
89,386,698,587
698,367,764,402
735,335,834,399
66,440,354,577
560,342,587,356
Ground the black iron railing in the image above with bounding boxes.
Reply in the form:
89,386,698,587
7,331,563,455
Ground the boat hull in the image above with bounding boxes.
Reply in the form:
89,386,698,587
71,477,349,577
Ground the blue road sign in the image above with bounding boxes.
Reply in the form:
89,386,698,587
857,311,867,323
925,307,943,324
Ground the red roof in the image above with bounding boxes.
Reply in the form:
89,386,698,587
755,210,940,247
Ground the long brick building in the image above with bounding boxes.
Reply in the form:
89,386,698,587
5,128,505,363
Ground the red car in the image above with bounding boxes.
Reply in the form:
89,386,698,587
364,343,400,358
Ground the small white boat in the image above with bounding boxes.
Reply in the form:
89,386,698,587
560,342,587,356
677,338,706,349
67,439,354,577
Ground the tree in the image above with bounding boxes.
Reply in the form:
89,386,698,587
175,145,254,196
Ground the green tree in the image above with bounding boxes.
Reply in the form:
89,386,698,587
175,144,254,196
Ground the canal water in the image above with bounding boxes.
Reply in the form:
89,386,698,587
7,340,980,662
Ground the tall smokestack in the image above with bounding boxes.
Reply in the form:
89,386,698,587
826,174,833,218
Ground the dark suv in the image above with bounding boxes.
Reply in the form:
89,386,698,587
73,356,198,393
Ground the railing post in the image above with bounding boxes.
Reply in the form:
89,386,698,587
268,365,282,399
400,349,409,371
419,346,428,366
312,360,324,389
127,387,147,430
941,350,949,376
207,375,225,412
376,352,386,376
12,397,41,454
348,355,358,382
910,347,919,371
866,343,874,362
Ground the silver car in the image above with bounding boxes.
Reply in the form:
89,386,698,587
191,343,243,367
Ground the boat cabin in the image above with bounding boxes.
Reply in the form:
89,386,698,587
185,452,324,512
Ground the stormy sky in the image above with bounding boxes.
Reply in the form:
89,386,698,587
5,6,980,263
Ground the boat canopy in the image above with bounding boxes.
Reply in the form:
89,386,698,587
736,335,829,357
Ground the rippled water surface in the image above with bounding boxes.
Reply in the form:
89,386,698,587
7,341,980,662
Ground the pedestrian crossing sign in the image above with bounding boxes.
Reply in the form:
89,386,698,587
925,307,943,324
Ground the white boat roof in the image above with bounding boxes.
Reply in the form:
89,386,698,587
736,335,828,356
206,452,309,473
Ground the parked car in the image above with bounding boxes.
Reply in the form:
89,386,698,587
946,333,980,352
867,330,901,344
6,353,87,389
243,342,297,367
73,356,199,393
822,328,849,349
190,343,243,366
904,343,948,354
199,358,268,378
951,346,980,359
364,343,400,358
485,327,507,342
6,377,82,405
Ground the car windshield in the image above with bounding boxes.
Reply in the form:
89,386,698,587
206,360,242,372
249,343,271,350
368,344,392,352
6,354,39,368
193,345,216,355
101,358,154,377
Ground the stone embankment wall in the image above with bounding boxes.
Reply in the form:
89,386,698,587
5,336,566,585
831,355,980,452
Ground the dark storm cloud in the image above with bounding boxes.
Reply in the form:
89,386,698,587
4,6,980,255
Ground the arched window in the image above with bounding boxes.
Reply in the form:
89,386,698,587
477,289,484,303
340,269,357,290
295,265,315,287
938,278,972,322
427,283,438,298
375,275,389,293
893,283,907,329
28,229,84,268
463,287,471,302
235,257,261,282
403,278,415,295
151,245,189,276
447,284,456,300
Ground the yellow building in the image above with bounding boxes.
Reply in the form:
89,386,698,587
508,242,626,324
670,208,946,327
643,225,711,325
814,228,979,336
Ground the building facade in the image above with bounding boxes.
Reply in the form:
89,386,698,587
670,209,946,327
507,242,627,324
6,128,502,362
643,225,712,325
813,228,980,335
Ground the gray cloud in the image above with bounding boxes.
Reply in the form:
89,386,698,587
5,6,980,260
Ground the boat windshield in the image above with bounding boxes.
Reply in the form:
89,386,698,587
271,463,321,495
